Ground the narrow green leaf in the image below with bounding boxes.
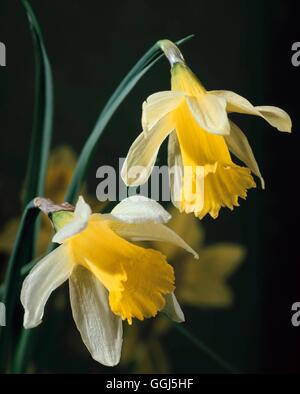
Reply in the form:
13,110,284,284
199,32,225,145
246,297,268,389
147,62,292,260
13,330,37,374
0,202,40,370
22,0,54,206
65,35,194,203
0,0,54,371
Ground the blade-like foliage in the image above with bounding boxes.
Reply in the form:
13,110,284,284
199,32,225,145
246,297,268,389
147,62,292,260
22,0,53,205
0,0,54,371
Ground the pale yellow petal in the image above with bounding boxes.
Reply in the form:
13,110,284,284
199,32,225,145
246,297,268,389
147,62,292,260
142,91,184,131
168,132,183,208
170,63,230,135
121,114,175,186
186,94,230,135
210,90,292,132
163,293,185,322
151,206,204,258
105,219,198,259
69,265,123,366
110,195,171,224
255,105,292,132
225,121,265,189
21,244,73,328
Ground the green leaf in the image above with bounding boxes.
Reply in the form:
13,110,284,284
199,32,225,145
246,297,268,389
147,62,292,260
22,0,54,205
0,0,54,371
65,35,193,203
0,202,40,370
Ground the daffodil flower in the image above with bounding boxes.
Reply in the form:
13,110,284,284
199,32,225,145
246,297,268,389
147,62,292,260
121,39,292,219
21,195,197,366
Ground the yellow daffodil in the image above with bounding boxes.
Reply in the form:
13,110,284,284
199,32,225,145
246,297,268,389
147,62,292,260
121,39,292,219
21,195,197,366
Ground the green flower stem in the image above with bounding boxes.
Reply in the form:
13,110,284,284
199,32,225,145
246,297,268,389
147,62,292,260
21,0,53,206
13,329,34,374
174,324,240,374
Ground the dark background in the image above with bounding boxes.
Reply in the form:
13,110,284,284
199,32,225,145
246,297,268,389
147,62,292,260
0,0,299,373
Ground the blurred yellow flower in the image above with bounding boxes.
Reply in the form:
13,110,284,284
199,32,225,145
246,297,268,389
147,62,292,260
0,145,102,257
121,206,245,372
121,39,291,219
155,207,245,308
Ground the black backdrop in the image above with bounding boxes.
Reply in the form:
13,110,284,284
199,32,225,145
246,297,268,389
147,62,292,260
0,0,299,373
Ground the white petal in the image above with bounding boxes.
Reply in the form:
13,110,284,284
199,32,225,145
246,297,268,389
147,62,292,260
52,196,92,244
186,93,230,135
110,195,171,224
210,90,292,132
105,219,198,259
69,266,123,366
121,114,175,186
225,121,265,188
255,105,292,132
142,91,184,131
21,245,73,329
74,195,92,219
163,293,185,323
168,132,183,208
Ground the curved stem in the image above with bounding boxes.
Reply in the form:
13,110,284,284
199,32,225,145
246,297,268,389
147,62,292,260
174,324,240,374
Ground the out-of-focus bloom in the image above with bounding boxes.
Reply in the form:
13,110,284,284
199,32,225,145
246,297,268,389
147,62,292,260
121,206,245,372
121,39,292,219
0,146,102,256
153,206,245,307
21,196,197,366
